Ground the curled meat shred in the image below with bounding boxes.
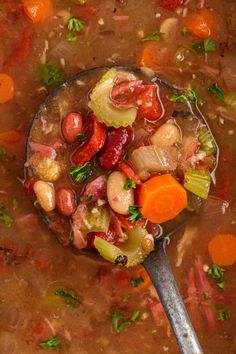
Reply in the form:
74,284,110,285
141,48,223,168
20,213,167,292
72,204,87,249
82,175,107,203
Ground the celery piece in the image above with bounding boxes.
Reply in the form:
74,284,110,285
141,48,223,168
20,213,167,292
89,69,137,128
197,126,217,156
224,91,236,111
184,170,211,199
82,205,110,234
94,226,151,267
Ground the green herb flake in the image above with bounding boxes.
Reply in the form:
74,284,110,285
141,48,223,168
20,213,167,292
112,313,128,333
128,205,143,223
39,337,61,350
217,308,230,321
66,32,77,42
124,178,136,191
208,83,224,102
130,276,144,288
203,291,210,300
141,30,163,42
130,310,140,322
70,163,92,183
0,146,8,162
217,280,225,289
169,89,204,106
54,289,80,307
0,205,13,227
192,38,217,53
122,294,131,302
85,194,92,202
207,264,225,280
11,198,18,210
67,17,84,32
40,62,64,87
181,26,188,36
77,133,88,142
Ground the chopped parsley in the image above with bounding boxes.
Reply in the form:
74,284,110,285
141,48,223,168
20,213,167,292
192,38,217,52
203,291,210,300
207,263,226,289
0,205,13,227
77,133,88,142
0,146,8,162
85,194,92,202
130,276,144,288
39,337,61,350
122,294,131,302
181,26,188,36
217,308,230,321
141,30,163,42
54,288,80,307
130,310,140,322
128,205,142,222
124,178,136,190
70,163,92,183
217,280,225,289
169,89,204,106
11,198,18,210
112,313,129,333
40,62,64,87
67,17,84,32
208,83,224,101
66,32,77,42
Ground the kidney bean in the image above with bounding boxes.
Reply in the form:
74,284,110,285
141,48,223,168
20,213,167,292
33,180,55,212
99,126,133,170
62,112,83,144
56,188,76,216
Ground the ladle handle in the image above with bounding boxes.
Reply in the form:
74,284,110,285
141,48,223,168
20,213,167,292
143,237,203,354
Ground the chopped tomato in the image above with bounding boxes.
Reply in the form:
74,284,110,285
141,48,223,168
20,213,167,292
160,0,182,11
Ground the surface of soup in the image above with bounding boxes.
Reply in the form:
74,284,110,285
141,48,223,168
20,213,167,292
0,1,236,353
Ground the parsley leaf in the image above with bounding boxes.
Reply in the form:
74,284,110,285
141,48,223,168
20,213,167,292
141,30,163,42
40,62,64,87
67,17,84,32
181,26,188,36
169,89,204,106
66,32,77,42
128,205,142,222
217,308,230,321
192,38,217,52
39,337,61,349
77,133,88,142
0,146,8,162
203,291,210,300
124,178,136,190
85,194,92,202
0,205,13,227
130,310,140,322
11,198,18,210
208,264,225,280
208,83,224,101
112,313,128,333
217,280,225,289
70,163,92,183
54,289,80,307
130,276,144,288
122,294,131,302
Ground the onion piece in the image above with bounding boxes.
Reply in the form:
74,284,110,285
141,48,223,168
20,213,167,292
130,145,178,177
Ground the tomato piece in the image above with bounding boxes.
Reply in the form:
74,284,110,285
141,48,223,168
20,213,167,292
160,0,182,11
137,85,163,121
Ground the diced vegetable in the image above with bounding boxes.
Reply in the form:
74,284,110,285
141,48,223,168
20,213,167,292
82,205,110,234
139,174,187,223
185,10,214,39
23,0,54,24
208,234,236,266
40,62,64,87
89,69,137,127
67,17,84,32
117,161,141,185
35,157,61,182
184,170,211,199
112,313,128,333
94,226,151,267
197,126,217,156
128,205,142,222
169,89,204,105
150,121,180,147
224,91,236,111
0,74,14,103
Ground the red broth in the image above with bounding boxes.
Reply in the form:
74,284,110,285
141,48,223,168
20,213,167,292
0,1,236,353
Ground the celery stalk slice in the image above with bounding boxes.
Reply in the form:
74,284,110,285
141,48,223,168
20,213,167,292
184,170,211,199
197,127,217,156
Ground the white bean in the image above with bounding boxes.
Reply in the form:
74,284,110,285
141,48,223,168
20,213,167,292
150,122,181,147
33,180,55,212
107,171,134,215
160,18,179,42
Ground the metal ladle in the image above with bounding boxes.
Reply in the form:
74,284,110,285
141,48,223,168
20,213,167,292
25,66,219,354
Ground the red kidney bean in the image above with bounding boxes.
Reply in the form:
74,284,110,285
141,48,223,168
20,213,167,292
56,188,76,216
62,112,83,144
23,176,37,197
98,126,133,170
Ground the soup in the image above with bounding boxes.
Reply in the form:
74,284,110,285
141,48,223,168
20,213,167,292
0,0,235,353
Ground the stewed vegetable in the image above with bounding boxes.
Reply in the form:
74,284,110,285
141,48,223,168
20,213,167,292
26,68,217,267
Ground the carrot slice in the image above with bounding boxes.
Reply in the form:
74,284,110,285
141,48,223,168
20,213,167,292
117,161,141,185
208,234,236,266
23,0,54,24
0,74,14,103
139,42,171,70
139,174,187,223
185,10,214,39
0,130,21,143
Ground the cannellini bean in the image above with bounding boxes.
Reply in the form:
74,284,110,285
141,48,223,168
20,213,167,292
150,122,181,147
107,171,134,215
35,157,61,182
160,18,179,42
33,180,55,212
